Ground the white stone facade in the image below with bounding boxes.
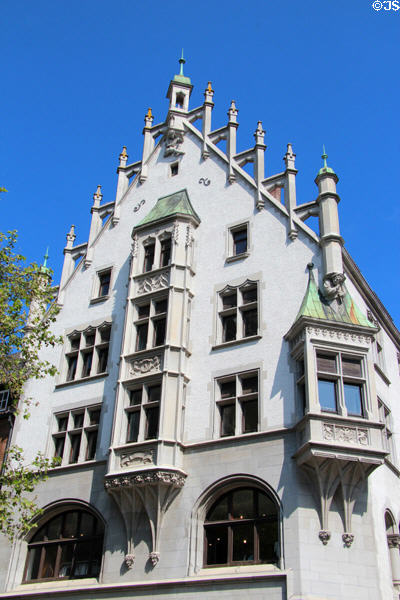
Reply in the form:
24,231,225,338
1,62,400,600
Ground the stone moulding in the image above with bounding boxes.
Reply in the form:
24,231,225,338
104,469,186,489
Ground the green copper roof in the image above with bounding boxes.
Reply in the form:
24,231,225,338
317,145,336,177
39,247,51,276
173,50,191,85
296,265,374,328
137,189,200,227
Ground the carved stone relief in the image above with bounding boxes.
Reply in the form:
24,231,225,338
120,449,155,468
164,129,184,157
104,470,186,489
342,533,354,547
129,355,161,377
137,272,169,295
323,272,346,302
322,423,369,446
306,327,371,346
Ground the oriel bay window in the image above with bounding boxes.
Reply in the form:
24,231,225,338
316,351,366,417
24,509,104,582
216,371,259,437
218,281,258,344
143,240,155,272
204,488,279,567
125,382,161,442
134,297,168,352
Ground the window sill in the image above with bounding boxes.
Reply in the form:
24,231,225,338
48,459,107,474
55,372,108,389
200,563,281,575
225,252,249,264
212,335,261,351
89,295,109,305
20,577,99,591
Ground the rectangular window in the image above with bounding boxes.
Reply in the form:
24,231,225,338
52,405,101,465
97,269,111,298
143,242,155,273
216,371,259,437
316,351,365,416
64,324,111,383
160,238,172,267
125,382,161,443
378,399,395,463
134,298,168,352
218,283,258,344
227,224,249,260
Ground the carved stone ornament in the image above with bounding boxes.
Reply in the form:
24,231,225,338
322,423,369,446
137,272,169,295
323,272,346,302
198,177,210,186
164,129,184,157
129,355,161,377
104,470,186,490
306,327,371,346
120,450,154,468
131,234,138,258
133,199,146,213
342,532,354,547
149,551,160,566
319,530,331,545
124,553,135,568
387,534,400,549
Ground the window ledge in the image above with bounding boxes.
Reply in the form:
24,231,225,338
89,295,109,305
199,564,281,576
55,373,108,389
225,252,249,264
48,459,107,474
212,335,261,351
19,578,99,591
374,363,391,386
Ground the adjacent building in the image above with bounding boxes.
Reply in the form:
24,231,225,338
1,58,400,600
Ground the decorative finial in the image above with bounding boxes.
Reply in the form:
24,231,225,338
322,145,328,169
207,81,212,92
121,146,127,157
43,247,49,268
147,108,152,119
96,185,102,197
179,49,185,76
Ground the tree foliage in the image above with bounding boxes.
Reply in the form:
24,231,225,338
0,230,62,541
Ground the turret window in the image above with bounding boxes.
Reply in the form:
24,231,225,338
316,352,365,417
160,237,172,266
143,241,155,272
134,297,168,352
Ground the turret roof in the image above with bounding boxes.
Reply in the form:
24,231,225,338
136,189,200,227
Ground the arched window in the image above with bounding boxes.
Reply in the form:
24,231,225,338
204,487,279,566
24,509,104,582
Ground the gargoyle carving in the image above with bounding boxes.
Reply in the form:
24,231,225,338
323,272,346,302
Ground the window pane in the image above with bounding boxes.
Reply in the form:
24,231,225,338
85,430,98,460
205,525,228,565
258,520,279,563
89,409,100,425
138,304,150,318
58,543,74,578
231,489,255,519
154,318,166,346
344,383,363,416
41,544,58,578
130,389,142,406
81,351,93,378
100,327,110,343
85,333,95,347
160,239,171,266
342,357,362,378
145,407,159,439
90,541,102,576
232,522,254,561
26,547,41,580
257,492,277,518
73,413,84,429
54,436,65,459
155,299,168,314
206,495,229,522
221,404,235,436
127,411,140,442
317,353,336,373
242,287,257,303
78,513,95,537
318,380,337,412
241,375,258,394
242,399,258,433
99,272,110,297
46,515,63,540
57,416,68,432
233,229,247,255
220,380,236,399
67,355,77,381
148,385,161,403
97,347,108,373
222,293,237,309
70,335,80,350
69,433,81,463
143,243,155,272
136,323,148,351
243,309,257,337
222,315,236,342
72,541,92,577
63,512,79,538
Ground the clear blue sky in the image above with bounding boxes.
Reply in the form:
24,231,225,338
1,0,399,327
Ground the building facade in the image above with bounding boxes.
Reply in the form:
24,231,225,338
1,59,400,600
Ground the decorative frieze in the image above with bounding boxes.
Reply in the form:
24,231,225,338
120,449,155,468
105,470,186,489
306,326,372,346
129,355,161,377
136,272,169,295
322,423,369,446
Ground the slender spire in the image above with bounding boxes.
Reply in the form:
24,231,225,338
39,247,51,275
317,144,336,176
179,49,185,76
173,51,191,85
322,145,328,168
43,247,49,268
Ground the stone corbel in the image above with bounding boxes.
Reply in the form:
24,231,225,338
301,457,340,544
337,460,369,547
105,469,186,567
